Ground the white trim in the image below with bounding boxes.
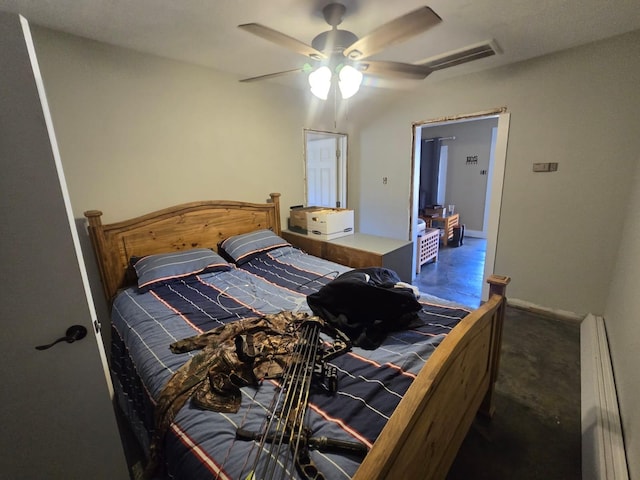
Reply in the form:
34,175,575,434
463,229,485,238
411,126,424,274
481,112,509,301
482,126,499,236
581,314,629,480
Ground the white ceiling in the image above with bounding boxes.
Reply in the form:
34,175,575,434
2,0,640,93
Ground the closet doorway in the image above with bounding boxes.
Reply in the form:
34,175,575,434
411,109,510,301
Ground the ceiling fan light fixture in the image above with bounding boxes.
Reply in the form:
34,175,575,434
338,64,363,99
239,5,446,93
309,65,332,100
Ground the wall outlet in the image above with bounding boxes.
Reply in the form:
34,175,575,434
533,162,558,172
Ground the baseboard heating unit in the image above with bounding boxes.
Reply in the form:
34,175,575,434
581,314,629,479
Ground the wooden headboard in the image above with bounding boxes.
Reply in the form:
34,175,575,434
84,192,281,304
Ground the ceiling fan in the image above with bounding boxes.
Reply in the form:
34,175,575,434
238,3,442,98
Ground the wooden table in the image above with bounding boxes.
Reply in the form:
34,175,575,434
421,213,459,246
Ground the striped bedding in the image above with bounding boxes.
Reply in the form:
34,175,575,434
110,245,471,479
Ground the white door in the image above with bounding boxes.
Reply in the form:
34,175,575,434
307,136,338,207
0,13,129,478
305,130,347,208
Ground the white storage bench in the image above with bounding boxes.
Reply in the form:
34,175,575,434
417,228,440,273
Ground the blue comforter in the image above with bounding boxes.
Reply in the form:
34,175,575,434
110,246,470,479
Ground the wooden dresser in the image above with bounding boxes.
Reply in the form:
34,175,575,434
281,230,413,282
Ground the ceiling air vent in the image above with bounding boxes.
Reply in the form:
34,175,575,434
421,40,501,71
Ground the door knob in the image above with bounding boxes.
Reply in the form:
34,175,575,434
35,325,88,350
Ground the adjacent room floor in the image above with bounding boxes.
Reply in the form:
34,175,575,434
413,236,487,308
413,236,582,480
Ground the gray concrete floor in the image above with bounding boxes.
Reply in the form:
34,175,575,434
449,306,581,480
413,236,486,308
413,237,582,479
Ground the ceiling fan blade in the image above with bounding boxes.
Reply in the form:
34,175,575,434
343,7,442,61
239,68,308,83
239,23,327,60
359,60,432,80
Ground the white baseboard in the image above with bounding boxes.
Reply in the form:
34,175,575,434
463,229,484,238
581,314,629,480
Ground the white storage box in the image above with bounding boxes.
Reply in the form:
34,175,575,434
306,208,354,240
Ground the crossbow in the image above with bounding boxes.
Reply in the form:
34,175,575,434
236,318,368,480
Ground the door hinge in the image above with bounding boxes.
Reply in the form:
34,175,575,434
93,319,101,334
336,149,341,160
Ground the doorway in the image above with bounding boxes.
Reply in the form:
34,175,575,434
304,129,347,208
411,109,510,301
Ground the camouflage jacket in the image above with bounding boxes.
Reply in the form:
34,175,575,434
147,311,321,476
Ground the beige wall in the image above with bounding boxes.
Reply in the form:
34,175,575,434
350,29,640,317
31,27,347,225
604,157,640,480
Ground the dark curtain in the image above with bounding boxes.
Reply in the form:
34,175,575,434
419,137,442,211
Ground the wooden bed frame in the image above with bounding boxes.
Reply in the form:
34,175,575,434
84,192,510,480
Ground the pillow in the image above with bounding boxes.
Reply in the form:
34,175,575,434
219,229,290,265
133,248,231,290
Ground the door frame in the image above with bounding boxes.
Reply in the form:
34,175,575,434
411,108,510,301
303,129,348,208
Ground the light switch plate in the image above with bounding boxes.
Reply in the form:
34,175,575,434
533,162,558,173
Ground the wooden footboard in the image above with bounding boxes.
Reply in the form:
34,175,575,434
355,275,510,480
